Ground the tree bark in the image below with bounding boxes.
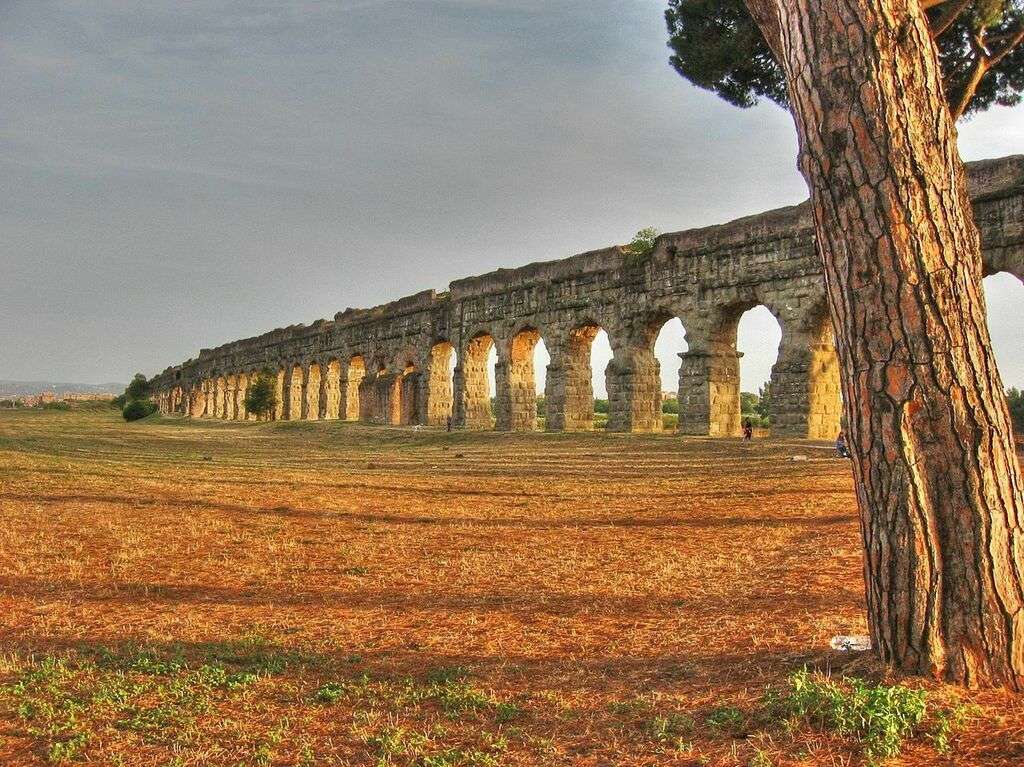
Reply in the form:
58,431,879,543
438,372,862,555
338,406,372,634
742,0,1024,688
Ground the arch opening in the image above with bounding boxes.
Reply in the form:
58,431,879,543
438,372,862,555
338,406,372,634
653,317,688,432
737,306,782,435
984,272,1024,393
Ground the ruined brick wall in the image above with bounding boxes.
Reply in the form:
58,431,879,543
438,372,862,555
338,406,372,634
152,156,1024,439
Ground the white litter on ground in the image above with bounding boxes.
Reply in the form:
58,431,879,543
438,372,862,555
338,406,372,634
831,635,872,652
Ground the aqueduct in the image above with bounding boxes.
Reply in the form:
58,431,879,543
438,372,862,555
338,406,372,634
152,156,1024,438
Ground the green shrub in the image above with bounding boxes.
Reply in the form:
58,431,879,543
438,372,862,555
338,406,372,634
662,414,678,431
661,399,679,414
1008,387,1024,433
122,400,158,422
763,669,973,763
110,394,127,409
244,370,278,420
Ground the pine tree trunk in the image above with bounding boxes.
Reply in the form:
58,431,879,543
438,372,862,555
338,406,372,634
742,0,1024,688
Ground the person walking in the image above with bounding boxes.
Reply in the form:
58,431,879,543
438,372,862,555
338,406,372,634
742,418,753,441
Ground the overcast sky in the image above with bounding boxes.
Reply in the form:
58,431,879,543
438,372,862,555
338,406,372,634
2,0,1022,395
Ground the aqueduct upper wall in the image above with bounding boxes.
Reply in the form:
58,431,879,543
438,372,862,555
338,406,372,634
152,156,1024,438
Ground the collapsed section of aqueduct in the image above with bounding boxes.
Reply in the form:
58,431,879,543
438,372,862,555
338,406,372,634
152,157,1024,439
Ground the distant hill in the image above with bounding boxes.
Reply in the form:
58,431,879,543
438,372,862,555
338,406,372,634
0,380,124,397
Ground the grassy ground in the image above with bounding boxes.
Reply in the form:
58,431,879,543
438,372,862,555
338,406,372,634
0,406,1022,766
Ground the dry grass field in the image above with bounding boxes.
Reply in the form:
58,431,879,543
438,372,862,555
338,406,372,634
1,406,1023,766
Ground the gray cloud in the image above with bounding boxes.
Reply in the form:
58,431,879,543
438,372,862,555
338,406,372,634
1,0,1021,393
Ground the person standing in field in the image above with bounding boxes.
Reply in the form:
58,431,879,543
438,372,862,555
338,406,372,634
742,418,753,441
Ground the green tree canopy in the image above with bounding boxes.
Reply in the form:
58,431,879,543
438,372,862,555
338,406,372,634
244,370,278,421
125,373,151,402
666,0,1024,119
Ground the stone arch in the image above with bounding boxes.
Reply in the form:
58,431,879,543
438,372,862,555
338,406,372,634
455,330,496,430
305,361,322,421
324,358,342,420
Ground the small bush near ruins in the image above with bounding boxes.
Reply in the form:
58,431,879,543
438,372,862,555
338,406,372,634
1,407,1021,766
122,398,157,421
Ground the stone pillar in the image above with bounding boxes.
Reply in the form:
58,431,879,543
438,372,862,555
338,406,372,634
274,369,285,421
497,333,538,431
545,335,596,432
304,363,321,421
214,379,225,419
341,360,366,421
289,367,303,421
358,372,377,422
678,349,742,436
457,336,494,430
324,360,341,420
370,372,401,424
224,376,237,420
605,349,662,433
770,336,842,439
400,372,420,425
236,374,248,420
189,385,203,417
425,344,454,426
492,357,522,431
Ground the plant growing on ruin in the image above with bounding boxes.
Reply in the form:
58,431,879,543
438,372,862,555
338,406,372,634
244,369,278,421
623,227,660,267
666,0,1024,688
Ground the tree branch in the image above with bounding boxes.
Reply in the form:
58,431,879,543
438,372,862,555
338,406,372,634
988,23,1024,68
742,0,785,62
930,0,973,38
952,34,990,119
